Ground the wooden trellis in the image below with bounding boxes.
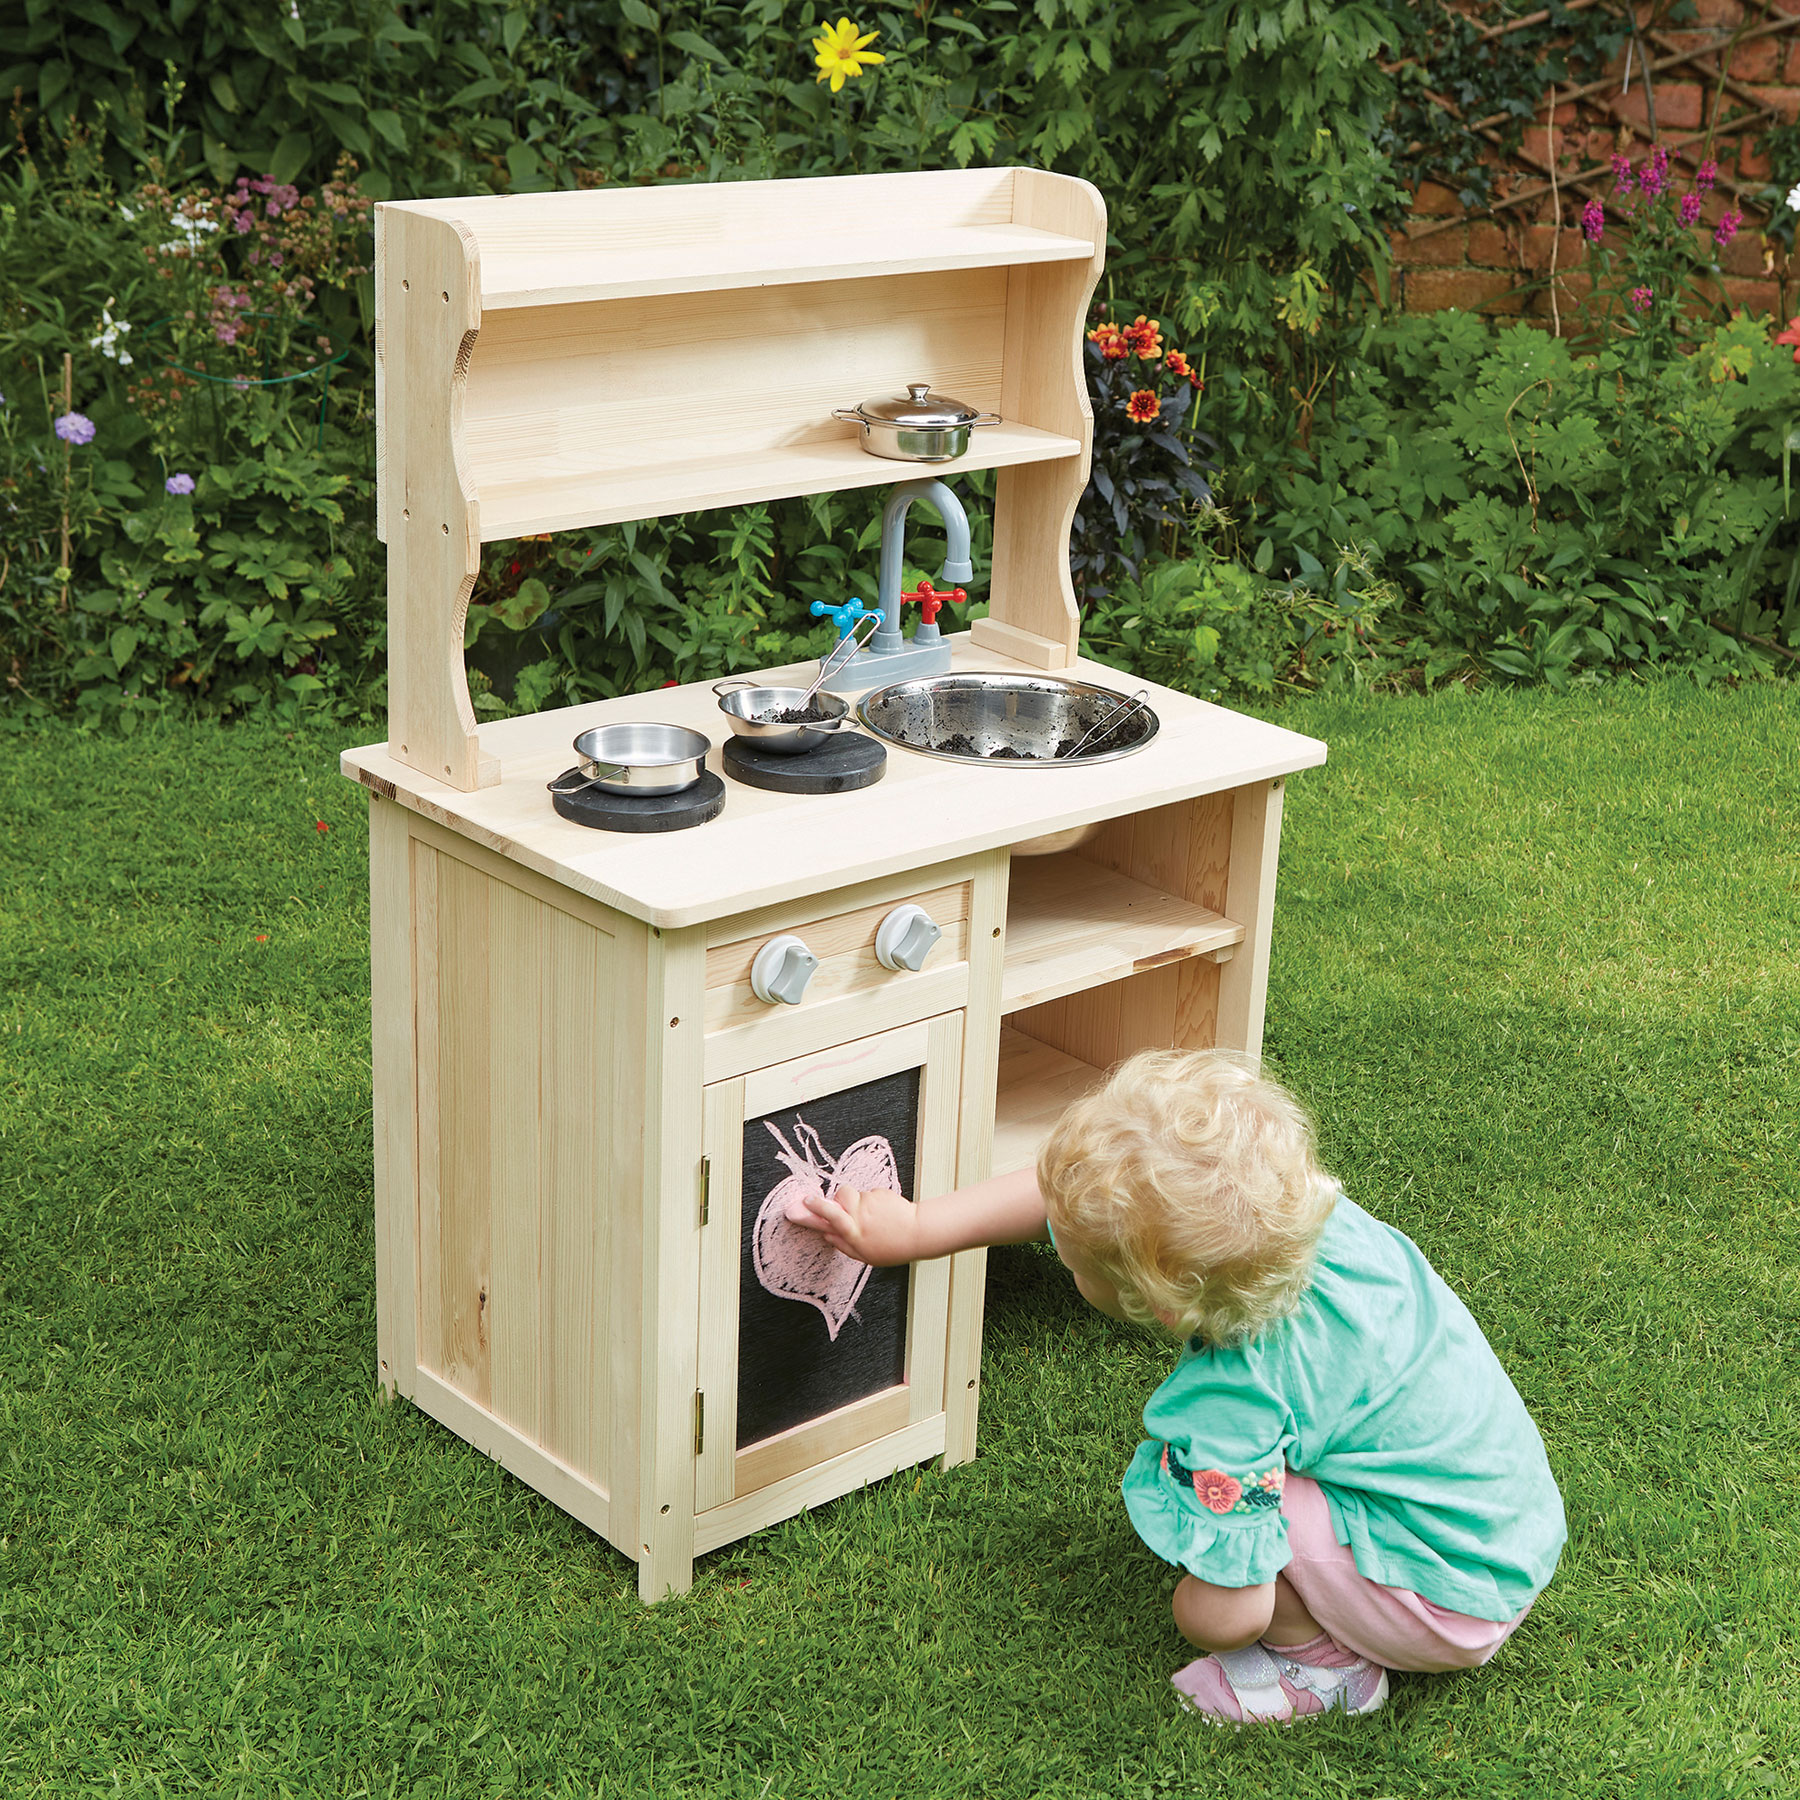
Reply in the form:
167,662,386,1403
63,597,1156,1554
1395,1,1800,318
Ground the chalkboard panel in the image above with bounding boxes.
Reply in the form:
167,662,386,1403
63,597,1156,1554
736,1064,920,1450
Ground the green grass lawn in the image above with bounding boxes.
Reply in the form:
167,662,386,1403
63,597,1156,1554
2,681,1796,1799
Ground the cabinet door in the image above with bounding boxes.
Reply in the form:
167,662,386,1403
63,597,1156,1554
695,1014,963,1514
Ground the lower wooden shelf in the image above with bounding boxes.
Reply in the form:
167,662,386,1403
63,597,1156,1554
991,1024,1103,1178
1002,852,1243,1015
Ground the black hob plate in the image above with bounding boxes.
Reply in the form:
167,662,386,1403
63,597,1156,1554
549,769,726,832
722,733,886,794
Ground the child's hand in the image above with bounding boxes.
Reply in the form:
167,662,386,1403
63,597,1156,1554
784,1185,919,1267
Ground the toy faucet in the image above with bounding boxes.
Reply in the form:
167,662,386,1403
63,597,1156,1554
810,597,874,642
906,580,964,647
820,478,970,692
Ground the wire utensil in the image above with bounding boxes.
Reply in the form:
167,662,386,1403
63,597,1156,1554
1056,687,1152,760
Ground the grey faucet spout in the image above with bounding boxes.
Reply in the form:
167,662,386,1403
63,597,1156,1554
873,478,972,650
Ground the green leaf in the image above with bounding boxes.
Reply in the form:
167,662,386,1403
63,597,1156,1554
619,0,658,27
109,625,139,670
268,131,312,186
368,108,406,151
208,70,240,114
505,141,545,190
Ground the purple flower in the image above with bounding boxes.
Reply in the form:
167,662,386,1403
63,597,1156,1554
1697,159,1719,194
1678,192,1703,228
1629,286,1654,313
1581,198,1606,243
215,323,239,345
165,472,195,495
1715,208,1742,249
1640,147,1670,199
1611,153,1635,192
54,411,96,445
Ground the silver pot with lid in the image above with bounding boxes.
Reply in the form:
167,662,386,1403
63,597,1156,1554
833,383,1001,463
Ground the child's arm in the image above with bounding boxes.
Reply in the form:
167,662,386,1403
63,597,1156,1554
785,1165,1048,1267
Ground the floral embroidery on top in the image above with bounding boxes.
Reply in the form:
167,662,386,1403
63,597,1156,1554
1160,1443,1285,1516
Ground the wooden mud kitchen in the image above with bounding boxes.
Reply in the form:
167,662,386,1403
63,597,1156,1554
342,167,1327,1600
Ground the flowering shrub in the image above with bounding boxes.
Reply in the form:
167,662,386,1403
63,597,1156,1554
0,144,378,724
1577,150,1740,341
1071,309,1215,601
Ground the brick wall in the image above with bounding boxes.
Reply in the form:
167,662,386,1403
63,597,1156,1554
1392,0,1800,324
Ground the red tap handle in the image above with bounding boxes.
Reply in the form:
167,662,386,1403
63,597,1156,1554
908,579,965,626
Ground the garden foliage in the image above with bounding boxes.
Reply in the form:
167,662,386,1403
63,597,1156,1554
3,4,1799,725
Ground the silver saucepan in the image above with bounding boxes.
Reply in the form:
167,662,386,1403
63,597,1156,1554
713,680,858,755
546,722,712,798
833,383,1001,463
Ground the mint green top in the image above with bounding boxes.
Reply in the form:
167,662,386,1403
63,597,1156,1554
1118,1194,1565,1622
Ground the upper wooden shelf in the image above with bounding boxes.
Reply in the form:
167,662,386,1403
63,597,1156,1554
1002,854,1244,1014
478,421,1082,541
473,225,1096,311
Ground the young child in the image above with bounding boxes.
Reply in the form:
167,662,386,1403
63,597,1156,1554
785,1047,1565,1723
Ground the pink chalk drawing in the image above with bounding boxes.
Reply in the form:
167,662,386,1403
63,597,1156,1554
753,1118,904,1339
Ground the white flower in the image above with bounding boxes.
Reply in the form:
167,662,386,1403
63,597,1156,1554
1787,182,1800,213
159,199,219,253
88,301,134,364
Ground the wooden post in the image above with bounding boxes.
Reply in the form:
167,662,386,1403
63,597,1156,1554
972,169,1107,670
1216,778,1286,1058
375,206,499,792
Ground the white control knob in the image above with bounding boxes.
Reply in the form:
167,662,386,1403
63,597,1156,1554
875,904,943,973
751,934,819,1005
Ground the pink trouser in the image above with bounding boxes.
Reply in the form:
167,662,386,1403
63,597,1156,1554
1276,1473,1535,1674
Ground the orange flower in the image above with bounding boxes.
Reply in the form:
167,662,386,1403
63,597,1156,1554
1774,316,1800,363
1125,389,1160,424
1165,349,1191,378
1087,321,1128,360
1123,314,1163,360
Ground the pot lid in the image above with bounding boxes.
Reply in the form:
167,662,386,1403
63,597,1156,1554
854,382,983,428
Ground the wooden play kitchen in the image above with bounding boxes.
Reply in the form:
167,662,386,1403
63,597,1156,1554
342,166,1327,1600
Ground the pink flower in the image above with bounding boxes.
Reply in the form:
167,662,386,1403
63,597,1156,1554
1629,286,1654,313
1696,159,1719,194
1715,208,1742,249
1678,192,1702,228
1581,199,1605,243
1257,1466,1285,1493
1193,1469,1243,1515
1611,153,1635,192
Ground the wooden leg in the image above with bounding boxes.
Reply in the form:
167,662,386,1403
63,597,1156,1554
1216,779,1286,1059
943,849,1007,1468
369,796,419,1400
631,925,707,1602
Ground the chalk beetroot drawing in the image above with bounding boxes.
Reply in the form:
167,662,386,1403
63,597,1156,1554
752,1118,905,1340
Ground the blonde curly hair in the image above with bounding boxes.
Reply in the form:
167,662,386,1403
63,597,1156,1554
1037,1048,1338,1345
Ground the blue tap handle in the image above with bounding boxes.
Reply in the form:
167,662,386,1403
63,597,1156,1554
810,597,873,642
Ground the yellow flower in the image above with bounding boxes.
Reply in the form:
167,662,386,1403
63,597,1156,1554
812,17,885,92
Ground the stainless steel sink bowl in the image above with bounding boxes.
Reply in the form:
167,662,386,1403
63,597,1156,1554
856,673,1159,767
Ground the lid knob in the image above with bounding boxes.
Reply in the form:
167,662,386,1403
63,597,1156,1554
906,383,933,402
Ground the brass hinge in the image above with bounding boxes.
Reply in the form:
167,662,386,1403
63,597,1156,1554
694,1389,705,1456
699,1154,711,1226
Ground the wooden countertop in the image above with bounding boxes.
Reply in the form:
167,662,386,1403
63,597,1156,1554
340,637,1327,929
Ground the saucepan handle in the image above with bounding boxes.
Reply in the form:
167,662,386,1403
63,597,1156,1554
712,678,758,696
546,769,596,796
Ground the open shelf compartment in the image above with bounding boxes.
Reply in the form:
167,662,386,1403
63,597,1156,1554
992,1026,1102,1179
1002,851,1243,1015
